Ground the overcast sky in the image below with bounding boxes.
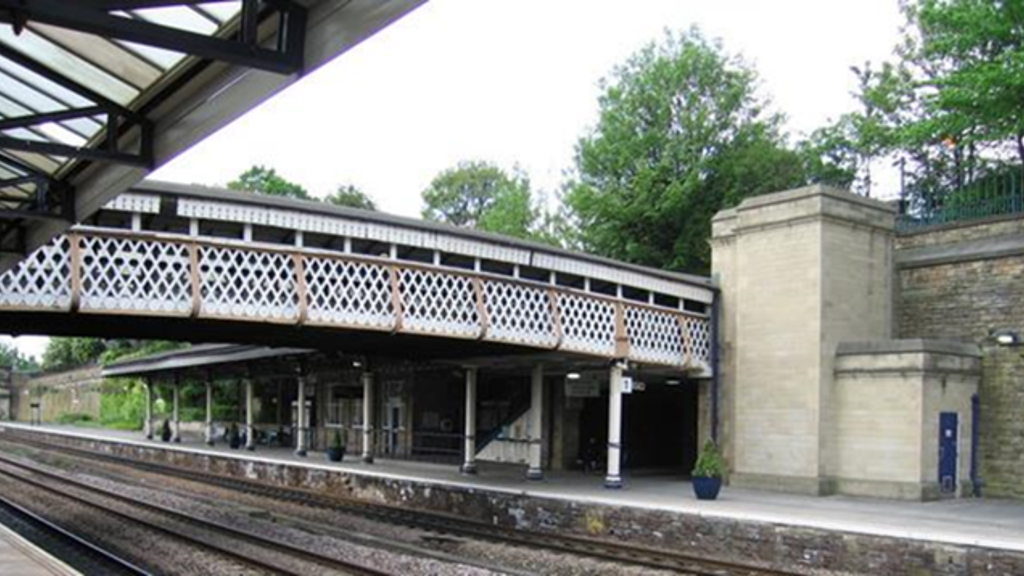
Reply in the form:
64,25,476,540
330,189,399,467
3,0,904,359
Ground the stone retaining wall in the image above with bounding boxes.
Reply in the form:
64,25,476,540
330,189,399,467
4,427,1023,576
896,217,1024,499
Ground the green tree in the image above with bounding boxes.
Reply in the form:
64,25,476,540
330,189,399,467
421,161,543,241
0,341,38,371
41,337,107,371
909,0,1024,166
564,28,805,274
228,165,311,200
325,184,377,211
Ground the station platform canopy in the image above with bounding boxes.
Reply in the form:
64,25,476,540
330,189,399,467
0,0,424,270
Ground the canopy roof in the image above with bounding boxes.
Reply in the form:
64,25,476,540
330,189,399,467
0,0,424,268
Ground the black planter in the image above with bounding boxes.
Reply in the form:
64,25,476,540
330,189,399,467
692,476,722,500
327,447,345,462
229,437,241,450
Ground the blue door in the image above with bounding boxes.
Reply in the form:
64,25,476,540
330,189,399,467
938,412,958,495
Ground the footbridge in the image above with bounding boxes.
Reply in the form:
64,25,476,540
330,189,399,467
0,181,715,374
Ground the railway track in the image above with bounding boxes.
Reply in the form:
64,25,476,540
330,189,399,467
0,449,390,576
0,490,150,576
0,433,800,576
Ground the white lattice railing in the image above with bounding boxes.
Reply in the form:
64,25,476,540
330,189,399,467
0,230,712,372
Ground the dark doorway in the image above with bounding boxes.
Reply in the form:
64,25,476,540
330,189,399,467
578,380,699,473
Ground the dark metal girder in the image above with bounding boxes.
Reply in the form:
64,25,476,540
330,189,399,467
0,135,153,168
0,106,105,131
0,0,307,74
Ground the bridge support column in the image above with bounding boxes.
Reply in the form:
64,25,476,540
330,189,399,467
172,380,181,444
527,364,544,480
205,380,214,446
295,372,308,457
605,362,624,489
245,377,255,451
460,367,478,475
362,371,374,464
144,379,154,440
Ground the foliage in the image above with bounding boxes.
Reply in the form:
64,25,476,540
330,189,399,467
228,165,312,200
564,28,805,273
692,438,725,478
56,412,93,425
420,160,563,244
100,341,187,365
331,428,346,449
325,184,377,211
41,337,108,371
98,379,146,430
0,341,39,371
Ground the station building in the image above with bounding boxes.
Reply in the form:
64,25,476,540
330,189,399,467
4,181,1022,502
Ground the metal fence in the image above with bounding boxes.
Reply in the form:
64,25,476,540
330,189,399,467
897,169,1024,231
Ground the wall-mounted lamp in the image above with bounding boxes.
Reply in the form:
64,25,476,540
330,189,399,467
991,329,1019,346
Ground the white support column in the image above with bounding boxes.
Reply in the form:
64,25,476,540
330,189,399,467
144,379,154,440
204,380,214,446
362,371,375,463
605,362,625,489
245,377,255,451
460,367,478,475
527,364,544,480
172,380,181,444
295,372,308,457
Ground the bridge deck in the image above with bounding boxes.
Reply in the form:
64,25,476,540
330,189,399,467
2,423,1022,556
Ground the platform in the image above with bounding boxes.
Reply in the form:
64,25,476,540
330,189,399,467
0,519,79,576
2,422,1024,575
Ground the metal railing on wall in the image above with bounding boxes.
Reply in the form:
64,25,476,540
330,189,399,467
897,168,1024,231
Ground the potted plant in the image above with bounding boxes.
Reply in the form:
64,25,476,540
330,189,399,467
327,429,346,463
692,439,724,500
160,419,172,442
228,422,241,450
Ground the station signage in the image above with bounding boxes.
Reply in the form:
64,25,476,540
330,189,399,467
565,375,600,398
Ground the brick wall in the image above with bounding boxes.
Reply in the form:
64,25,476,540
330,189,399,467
896,215,1024,498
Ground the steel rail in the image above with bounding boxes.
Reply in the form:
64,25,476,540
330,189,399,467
0,491,152,576
0,451,390,576
1,434,799,576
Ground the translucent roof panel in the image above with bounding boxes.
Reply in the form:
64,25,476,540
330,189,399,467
0,1,243,186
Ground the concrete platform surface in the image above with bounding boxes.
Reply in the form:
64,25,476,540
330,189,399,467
4,423,1023,554
0,520,80,576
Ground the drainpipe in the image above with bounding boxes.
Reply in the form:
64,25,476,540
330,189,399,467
710,291,720,444
971,393,981,497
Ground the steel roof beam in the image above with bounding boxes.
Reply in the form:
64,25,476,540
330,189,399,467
0,106,106,131
0,0,308,74
0,134,153,167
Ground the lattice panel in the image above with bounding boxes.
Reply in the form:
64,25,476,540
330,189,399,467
625,305,685,366
0,236,71,309
482,280,557,347
556,292,616,356
304,256,395,329
198,247,299,321
79,236,191,314
681,315,712,367
398,268,481,338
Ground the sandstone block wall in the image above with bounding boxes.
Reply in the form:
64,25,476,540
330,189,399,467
831,341,979,500
712,185,895,495
896,215,1024,499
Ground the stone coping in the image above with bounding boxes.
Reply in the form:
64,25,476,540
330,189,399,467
734,184,895,215
836,339,981,358
897,233,1024,268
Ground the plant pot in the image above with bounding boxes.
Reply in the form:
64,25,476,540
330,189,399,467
327,447,345,462
692,476,722,500
229,437,241,450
